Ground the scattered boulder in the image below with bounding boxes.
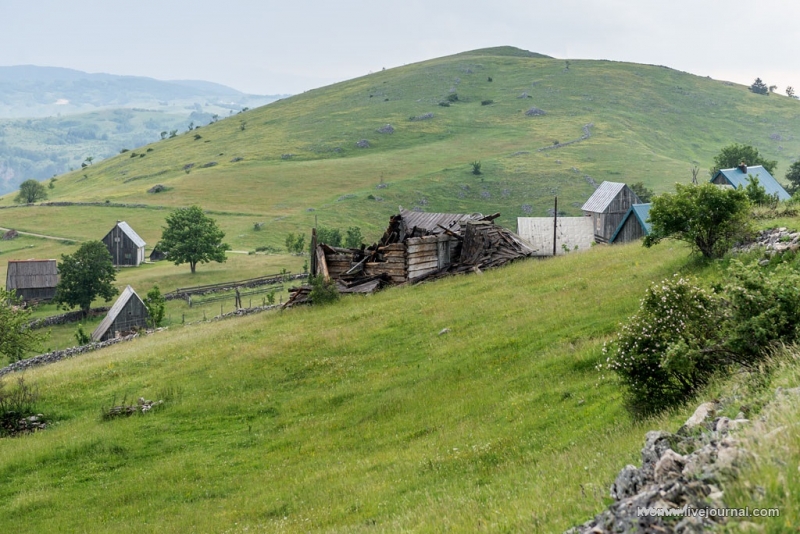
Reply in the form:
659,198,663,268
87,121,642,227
201,161,218,168
356,139,370,148
230,157,244,163
376,124,394,134
2,229,18,240
147,184,166,194
281,153,294,160
525,107,546,116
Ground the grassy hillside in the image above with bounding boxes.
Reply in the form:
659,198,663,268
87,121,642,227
0,239,706,533
2,46,798,248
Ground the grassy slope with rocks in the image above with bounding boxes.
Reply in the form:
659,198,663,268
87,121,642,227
0,240,708,533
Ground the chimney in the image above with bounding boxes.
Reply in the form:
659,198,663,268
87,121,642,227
738,162,747,174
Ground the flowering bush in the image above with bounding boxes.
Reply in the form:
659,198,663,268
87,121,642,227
603,275,725,415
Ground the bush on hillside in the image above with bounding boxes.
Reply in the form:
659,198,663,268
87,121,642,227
722,260,800,365
309,275,339,306
603,275,725,416
644,183,753,259
607,260,800,416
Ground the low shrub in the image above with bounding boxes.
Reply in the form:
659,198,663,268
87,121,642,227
603,275,725,416
309,275,339,305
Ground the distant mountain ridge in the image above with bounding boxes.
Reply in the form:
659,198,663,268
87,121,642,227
0,65,289,118
0,65,290,192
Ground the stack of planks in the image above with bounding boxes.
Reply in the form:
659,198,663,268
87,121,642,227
284,285,312,307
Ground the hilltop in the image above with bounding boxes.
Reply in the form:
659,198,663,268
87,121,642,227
2,46,797,245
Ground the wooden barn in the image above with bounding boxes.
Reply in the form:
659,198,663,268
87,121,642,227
5,259,59,302
609,203,652,244
581,182,642,243
516,217,595,256
287,209,533,304
102,221,146,266
711,164,790,201
91,285,149,342
149,242,167,262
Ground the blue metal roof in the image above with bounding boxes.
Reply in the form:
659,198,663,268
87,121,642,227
711,165,790,201
610,203,651,243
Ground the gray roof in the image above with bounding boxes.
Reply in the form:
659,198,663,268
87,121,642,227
711,165,790,201
91,285,145,342
399,208,483,237
517,217,595,256
6,259,58,290
580,181,628,213
115,221,146,248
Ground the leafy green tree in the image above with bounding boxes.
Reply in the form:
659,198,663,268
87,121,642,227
749,78,769,95
285,233,306,254
309,275,340,305
629,182,654,203
787,86,797,99
0,288,46,362
785,160,800,194
144,285,166,328
345,226,363,249
160,206,231,273
644,183,753,259
54,241,118,317
742,175,775,206
14,179,48,204
711,143,777,175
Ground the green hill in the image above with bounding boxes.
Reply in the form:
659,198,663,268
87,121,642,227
0,240,701,533
3,47,800,246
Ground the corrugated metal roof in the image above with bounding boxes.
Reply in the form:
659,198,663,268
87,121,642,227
610,203,652,243
711,165,790,200
116,221,146,248
91,285,144,342
399,208,481,237
5,259,58,290
517,217,595,256
580,181,628,213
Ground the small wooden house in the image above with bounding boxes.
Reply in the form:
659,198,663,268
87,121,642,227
102,221,146,266
710,164,790,201
5,259,59,302
149,242,167,262
581,182,642,243
517,217,595,256
91,285,149,342
609,203,652,244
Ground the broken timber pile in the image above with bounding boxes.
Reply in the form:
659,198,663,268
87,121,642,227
283,209,534,307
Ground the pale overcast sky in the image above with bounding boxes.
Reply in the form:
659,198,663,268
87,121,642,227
1,0,798,95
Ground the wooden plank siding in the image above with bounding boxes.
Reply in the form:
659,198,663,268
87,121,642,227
5,259,59,302
102,222,145,266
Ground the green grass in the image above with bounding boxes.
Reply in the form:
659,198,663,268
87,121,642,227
2,47,799,240
0,240,709,533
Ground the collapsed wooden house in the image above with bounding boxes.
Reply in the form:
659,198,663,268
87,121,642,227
286,209,534,306
5,259,59,303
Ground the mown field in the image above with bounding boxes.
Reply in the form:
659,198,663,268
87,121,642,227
0,238,711,533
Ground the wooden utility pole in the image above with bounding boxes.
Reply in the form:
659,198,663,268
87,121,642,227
553,196,558,257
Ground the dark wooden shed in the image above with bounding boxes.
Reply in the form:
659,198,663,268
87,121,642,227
5,259,59,302
91,285,149,342
102,221,146,266
581,182,642,243
609,203,652,244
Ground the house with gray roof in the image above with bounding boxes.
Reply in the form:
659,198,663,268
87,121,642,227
581,182,642,243
5,259,59,302
102,221,146,266
710,164,790,201
610,203,652,244
91,285,149,342
517,217,595,256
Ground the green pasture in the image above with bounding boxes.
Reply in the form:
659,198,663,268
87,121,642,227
0,239,709,533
